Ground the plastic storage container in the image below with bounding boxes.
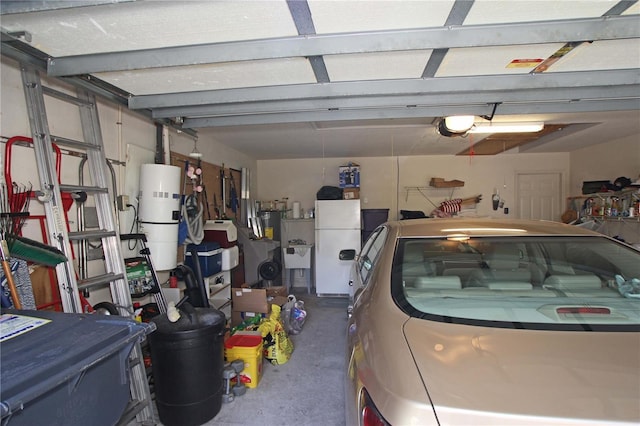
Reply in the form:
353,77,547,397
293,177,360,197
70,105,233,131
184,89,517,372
0,309,153,426
361,208,389,243
203,220,238,248
224,334,263,389
185,242,223,277
149,303,226,426
221,245,239,271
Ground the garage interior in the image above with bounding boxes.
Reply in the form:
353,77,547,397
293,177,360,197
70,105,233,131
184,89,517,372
0,1,639,425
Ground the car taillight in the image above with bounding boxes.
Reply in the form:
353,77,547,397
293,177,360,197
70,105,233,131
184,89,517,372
556,307,611,315
361,389,390,426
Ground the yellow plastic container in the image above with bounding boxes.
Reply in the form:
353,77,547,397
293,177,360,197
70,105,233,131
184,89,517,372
224,334,263,389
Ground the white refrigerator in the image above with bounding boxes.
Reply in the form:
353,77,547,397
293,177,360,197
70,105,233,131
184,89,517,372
315,199,361,296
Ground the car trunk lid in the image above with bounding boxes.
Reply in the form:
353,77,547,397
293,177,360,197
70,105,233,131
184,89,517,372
403,318,640,425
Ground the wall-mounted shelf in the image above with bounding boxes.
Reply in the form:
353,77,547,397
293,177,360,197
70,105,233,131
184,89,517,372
571,188,640,246
582,216,640,223
205,271,232,319
404,186,460,202
429,177,464,188
569,186,639,220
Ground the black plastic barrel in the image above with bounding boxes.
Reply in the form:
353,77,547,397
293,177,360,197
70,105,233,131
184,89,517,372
148,302,226,426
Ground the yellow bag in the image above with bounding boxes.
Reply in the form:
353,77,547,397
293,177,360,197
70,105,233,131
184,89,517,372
258,304,294,365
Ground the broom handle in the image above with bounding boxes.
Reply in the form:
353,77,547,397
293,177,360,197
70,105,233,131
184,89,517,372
0,240,21,309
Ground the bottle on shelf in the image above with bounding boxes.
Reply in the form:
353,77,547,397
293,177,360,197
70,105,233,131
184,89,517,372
610,197,620,217
585,198,594,216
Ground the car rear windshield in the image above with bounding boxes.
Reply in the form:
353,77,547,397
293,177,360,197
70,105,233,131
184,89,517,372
392,236,640,329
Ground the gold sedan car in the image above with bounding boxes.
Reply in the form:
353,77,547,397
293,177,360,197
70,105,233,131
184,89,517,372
344,218,640,426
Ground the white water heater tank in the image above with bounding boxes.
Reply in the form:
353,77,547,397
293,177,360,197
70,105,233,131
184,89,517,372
138,164,181,270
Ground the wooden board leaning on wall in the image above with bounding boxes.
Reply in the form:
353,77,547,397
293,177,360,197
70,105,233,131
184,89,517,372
170,152,243,224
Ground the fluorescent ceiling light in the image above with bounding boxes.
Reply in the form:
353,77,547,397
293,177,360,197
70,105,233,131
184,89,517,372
469,122,544,134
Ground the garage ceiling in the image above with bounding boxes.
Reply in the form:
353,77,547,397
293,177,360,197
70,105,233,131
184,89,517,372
1,0,639,159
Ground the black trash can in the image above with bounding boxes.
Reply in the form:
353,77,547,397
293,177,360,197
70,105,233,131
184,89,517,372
148,302,226,426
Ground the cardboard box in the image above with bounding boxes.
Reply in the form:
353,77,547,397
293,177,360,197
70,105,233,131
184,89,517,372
30,265,55,310
339,163,360,188
343,188,360,200
266,286,288,299
125,257,155,296
231,286,289,326
232,287,269,313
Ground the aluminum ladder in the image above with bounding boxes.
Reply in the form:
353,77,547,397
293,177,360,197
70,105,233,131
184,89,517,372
20,66,156,425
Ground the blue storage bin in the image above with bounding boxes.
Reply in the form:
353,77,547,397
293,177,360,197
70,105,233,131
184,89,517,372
185,242,223,277
0,309,153,426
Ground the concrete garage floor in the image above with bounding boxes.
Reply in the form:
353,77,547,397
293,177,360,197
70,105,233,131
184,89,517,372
157,294,349,426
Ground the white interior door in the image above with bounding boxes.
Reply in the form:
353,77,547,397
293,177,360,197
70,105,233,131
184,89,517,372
516,172,562,221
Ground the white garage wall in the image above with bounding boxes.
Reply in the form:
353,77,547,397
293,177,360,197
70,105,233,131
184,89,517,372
257,152,571,221
569,134,640,194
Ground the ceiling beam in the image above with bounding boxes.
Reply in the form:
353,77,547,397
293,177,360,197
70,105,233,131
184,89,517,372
182,98,640,128
605,1,638,16
287,0,330,83
0,0,135,15
151,85,640,119
46,15,640,76
422,0,474,78
0,29,198,138
0,34,48,69
130,69,640,109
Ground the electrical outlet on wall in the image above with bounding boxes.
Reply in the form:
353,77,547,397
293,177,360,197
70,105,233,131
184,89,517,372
117,195,130,211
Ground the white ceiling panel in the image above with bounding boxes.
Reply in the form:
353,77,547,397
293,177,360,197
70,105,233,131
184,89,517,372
623,2,640,15
324,50,432,81
94,58,317,96
1,0,637,160
308,0,454,33
465,0,617,24
545,39,640,72
0,1,297,55
435,44,567,77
